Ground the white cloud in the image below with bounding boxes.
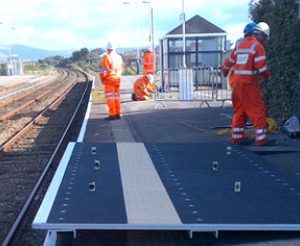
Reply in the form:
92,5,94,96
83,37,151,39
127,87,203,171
0,0,252,50
224,23,246,47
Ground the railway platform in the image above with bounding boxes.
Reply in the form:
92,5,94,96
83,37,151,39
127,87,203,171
33,75,300,245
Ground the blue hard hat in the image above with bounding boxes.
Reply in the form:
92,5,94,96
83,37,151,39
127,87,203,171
243,22,257,35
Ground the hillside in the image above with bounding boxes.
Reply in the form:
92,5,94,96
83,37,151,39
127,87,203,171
0,45,73,61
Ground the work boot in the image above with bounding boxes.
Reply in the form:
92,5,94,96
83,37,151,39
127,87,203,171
115,115,121,120
104,116,116,121
257,139,276,146
238,138,254,146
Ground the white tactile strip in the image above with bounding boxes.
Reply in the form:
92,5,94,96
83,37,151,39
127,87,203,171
117,142,182,225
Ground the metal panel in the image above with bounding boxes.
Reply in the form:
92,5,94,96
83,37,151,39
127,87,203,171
33,142,75,225
35,143,127,228
146,143,300,226
33,142,300,232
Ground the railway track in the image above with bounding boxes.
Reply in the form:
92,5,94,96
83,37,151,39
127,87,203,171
0,69,91,245
0,71,62,103
0,70,73,148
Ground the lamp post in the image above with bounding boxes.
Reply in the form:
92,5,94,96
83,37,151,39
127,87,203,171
123,0,141,74
142,0,155,74
181,0,186,68
0,23,16,75
8,27,16,60
298,0,300,20
142,0,154,52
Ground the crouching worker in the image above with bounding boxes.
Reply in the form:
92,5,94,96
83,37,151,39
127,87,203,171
132,74,155,101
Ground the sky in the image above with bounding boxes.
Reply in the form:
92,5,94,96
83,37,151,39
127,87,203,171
0,0,253,51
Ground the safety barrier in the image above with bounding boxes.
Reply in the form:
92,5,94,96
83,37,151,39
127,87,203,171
156,67,232,107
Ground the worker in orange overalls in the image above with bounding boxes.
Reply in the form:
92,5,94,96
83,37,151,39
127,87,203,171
143,49,154,75
222,24,256,141
100,42,123,120
222,22,271,146
131,74,155,101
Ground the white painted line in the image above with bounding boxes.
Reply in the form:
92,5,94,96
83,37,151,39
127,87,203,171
77,101,92,142
77,76,97,142
92,76,95,89
33,142,75,226
117,142,182,225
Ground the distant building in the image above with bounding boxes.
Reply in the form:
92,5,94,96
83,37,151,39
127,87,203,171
0,55,23,75
159,15,227,70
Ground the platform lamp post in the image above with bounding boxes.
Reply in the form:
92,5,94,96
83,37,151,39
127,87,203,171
8,27,16,59
0,22,16,75
298,0,300,20
123,0,141,74
0,22,2,50
7,26,16,76
142,0,155,73
142,0,154,52
181,0,186,68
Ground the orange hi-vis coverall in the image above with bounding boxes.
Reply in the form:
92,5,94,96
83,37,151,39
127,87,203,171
222,38,244,89
222,38,244,136
133,75,155,100
223,36,270,145
100,50,123,117
143,50,154,75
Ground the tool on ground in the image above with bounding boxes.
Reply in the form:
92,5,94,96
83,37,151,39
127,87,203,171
282,116,300,138
216,117,277,136
266,117,277,134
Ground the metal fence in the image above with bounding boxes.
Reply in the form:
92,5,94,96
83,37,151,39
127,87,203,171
156,66,232,107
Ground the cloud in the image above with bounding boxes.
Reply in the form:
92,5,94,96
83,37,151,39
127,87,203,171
224,23,246,47
0,0,252,50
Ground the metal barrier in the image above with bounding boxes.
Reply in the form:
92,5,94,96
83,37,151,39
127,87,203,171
156,67,232,108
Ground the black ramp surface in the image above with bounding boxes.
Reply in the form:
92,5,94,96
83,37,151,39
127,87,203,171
146,143,300,225
47,143,127,224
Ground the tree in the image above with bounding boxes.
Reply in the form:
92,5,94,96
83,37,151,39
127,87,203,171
249,0,300,121
71,48,89,61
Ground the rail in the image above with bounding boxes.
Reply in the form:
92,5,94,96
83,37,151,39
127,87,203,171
2,70,90,245
0,73,63,102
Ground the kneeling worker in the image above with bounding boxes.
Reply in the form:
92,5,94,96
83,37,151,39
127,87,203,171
132,74,155,101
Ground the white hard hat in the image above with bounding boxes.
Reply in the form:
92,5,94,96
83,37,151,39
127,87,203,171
146,74,154,82
107,41,115,50
254,22,270,39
